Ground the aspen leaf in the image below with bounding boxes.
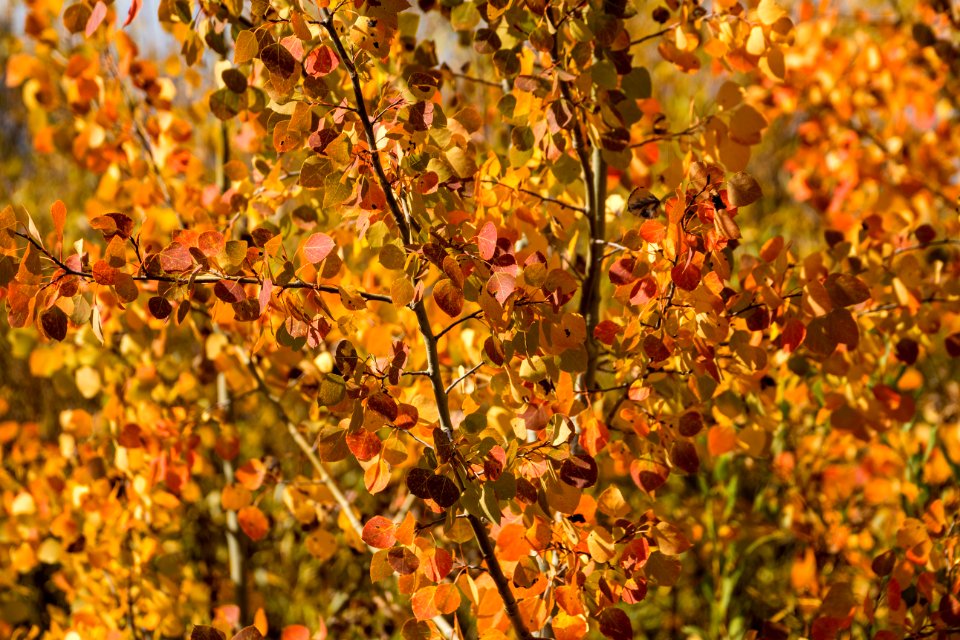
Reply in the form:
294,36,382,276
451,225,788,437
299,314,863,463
670,440,700,474
364,459,391,494
426,474,460,508
303,233,335,263
645,550,682,586
407,469,433,499
234,30,258,63
237,506,269,541
192,627,226,640
559,454,598,489
727,171,763,206
40,306,68,342
304,45,339,77
361,516,396,549
280,626,310,640
346,430,382,461
85,1,107,37
412,586,440,621
387,547,420,575
487,272,516,305
232,627,264,640
261,43,297,79
51,200,66,244
476,221,497,260
433,279,463,317
824,273,870,307
671,262,701,291
422,548,453,582
597,608,632,640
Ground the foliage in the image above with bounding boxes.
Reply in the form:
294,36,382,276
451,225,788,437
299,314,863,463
1,0,959,639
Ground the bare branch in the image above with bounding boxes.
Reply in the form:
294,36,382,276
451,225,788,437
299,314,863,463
445,363,483,395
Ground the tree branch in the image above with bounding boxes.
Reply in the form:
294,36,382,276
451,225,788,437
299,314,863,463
319,10,533,640
318,9,412,241
14,231,393,303
243,353,456,639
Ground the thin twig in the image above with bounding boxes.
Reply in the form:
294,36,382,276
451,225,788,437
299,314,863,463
14,230,392,302
445,363,482,395
480,179,586,213
437,310,485,339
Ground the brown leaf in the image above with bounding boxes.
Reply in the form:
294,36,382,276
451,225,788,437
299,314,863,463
433,279,463,317
40,306,68,342
824,273,870,307
387,546,420,575
726,171,763,206
559,454,598,489
232,627,265,640
427,474,460,508
597,608,633,640
191,626,226,640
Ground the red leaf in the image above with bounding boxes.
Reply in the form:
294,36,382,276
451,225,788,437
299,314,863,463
781,319,806,353
426,474,460,508
608,257,637,285
476,221,497,260
191,626,226,640
620,538,649,573
214,279,246,303
671,262,701,291
560,454,598,489
423,548,453,582
346,430,382,461
945,333,960,358
394,403,419,430
629,277,658,306
303,233,335,263
85,1,107,37
643,335,670,362
594,320,620,345
361,516,396,549
123,0,142,26
678,411,703,437
159,243,194,273
487,272,516,305
280,626,310,640
670,440,700,474
148,297,173,319
304,45,339,77
92,260,117,285
258,278,273,316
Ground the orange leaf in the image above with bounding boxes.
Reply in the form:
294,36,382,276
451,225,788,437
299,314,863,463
280,626,311,640
50,200,66,245
236,459,266,491
237,506,269,541
361,516,396,549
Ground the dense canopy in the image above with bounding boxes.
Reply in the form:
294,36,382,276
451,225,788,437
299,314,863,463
1,0,959,639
